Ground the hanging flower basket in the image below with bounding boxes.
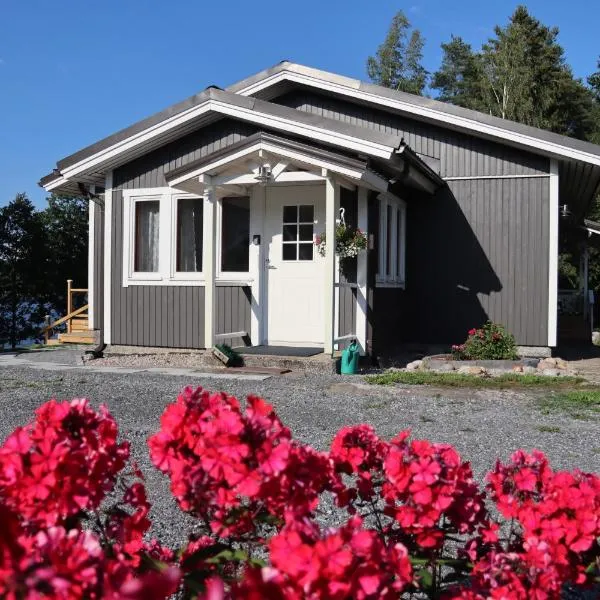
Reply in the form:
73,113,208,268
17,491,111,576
315,224,368,258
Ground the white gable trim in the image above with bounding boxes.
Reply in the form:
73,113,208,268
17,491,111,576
44,100,395,192
237,69,600,168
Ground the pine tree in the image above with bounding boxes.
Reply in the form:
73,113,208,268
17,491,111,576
431,36,482,110
367,11,428,95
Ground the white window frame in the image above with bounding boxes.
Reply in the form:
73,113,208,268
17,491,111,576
376,192,406,288
215,195,253,284
122,187,206,287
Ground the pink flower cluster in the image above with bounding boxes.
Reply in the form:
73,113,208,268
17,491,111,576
0,399,179,599
1,389,599,599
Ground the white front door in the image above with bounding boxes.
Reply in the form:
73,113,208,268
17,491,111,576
265,184,325,346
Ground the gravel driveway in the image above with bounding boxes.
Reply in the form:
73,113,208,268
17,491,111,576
1,351,598,550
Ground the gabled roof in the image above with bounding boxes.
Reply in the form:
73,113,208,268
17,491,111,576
40,87,403,193
229,61,600,167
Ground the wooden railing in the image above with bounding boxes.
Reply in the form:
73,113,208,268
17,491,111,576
41,280,89,343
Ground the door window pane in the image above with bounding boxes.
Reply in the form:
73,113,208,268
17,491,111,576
177,198,203,272
298,243,313,261
283,224,297,241
299,224,313,241
134,201,160,272
221,197,250,272
299,205,314,222
283,205,297,223
282,244,297,261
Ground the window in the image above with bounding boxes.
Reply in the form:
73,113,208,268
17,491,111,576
221,197,250,272
282,204,314,261
134,200,160,272
176,197,203,272
377,194,406,287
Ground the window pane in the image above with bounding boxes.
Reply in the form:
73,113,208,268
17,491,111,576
396,209,402,278
283,205,297,223
298,243,313,261
298,224,313,241
282,244,297,261
298,205,314,223
177,198,203,272
221,197,250,272
283,224,297,242
386,205,392,277
134,201,160,272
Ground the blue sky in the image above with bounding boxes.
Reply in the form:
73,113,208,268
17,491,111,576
1,0,598,208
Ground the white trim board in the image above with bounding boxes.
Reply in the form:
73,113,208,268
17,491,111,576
548,159,559,347
236,68,600,167
87,191,95,330
44,99,395,191
103,172,113,344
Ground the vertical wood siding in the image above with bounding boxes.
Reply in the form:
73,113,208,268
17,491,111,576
216,286,251,348
110,120,257,348
275,90,551,347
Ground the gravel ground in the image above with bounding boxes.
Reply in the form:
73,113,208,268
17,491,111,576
1,352,599,552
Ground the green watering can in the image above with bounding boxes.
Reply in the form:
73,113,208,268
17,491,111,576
340,340,361,375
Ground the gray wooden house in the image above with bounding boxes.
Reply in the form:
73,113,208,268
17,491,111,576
40,62,600,356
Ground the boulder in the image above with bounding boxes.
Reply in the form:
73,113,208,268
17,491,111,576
406,360,423,371
522,366,538,374
512,365,524,373
431,362,455,372
542,368,563,377
554,358,568,370
457,365,486,376
538,358,557,370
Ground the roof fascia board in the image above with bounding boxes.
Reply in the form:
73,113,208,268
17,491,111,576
236,68,600,167
50,93,395,189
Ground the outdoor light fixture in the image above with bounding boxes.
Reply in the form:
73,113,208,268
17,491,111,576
255,165,272,185
560,204,571,219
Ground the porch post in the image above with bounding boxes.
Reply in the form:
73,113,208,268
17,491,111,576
356,187,368,355
325,174,339,354
583,244,590,320
204,185,216,349
249,185,264,345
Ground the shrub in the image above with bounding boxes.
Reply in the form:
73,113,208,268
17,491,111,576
1,389,599,599
452,321,519,360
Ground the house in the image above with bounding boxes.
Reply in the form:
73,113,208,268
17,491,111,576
40,61,600,357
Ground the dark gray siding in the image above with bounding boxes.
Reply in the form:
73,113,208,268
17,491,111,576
274,90,550,177
338,287,357,349
216,286,251,348
93,202,104,330
110,119,257,348
276,89,552,347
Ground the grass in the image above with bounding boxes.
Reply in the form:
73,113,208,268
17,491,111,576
536,389,600,420
364,370,585,389
537,425,561,433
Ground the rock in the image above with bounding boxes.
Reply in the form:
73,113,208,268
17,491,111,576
554,358,568,370
512,365,524,373
457,365,486,376
522,366,537,374
431,362,455,372
542,368,562,377
406,360,423,371
538,358,557,370
593,331,600,346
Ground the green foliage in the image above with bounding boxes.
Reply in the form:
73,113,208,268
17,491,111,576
367,10,427,95
0,194,47,348
452,322,518,360
537,389,600,420
365,370,584,388
431,6,596,141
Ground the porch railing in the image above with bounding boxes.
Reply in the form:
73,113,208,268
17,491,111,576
40,280,89,343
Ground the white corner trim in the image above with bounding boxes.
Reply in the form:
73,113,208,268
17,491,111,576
237,69,600,167
88,193,95,330
356,187,368,355
324,176,339,354
444,173,551,181
103,172,113,344
548,159,559,347
204,186,217,348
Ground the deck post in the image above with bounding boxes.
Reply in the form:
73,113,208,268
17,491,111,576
66,279,73,333
203,184,217,349
324,174,339,354
356,186,368,355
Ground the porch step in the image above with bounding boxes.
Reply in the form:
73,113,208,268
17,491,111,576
58,330,99,345
233,350,337,375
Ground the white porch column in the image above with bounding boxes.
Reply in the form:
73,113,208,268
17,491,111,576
103,172,113,345
249,185,264,345
356,187,368,355
325,175,340,354
203,185,217,348
87,185,95,330
548,159,559,347
583,244,590,320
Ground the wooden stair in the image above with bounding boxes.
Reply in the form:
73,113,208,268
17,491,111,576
58,328,98,345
